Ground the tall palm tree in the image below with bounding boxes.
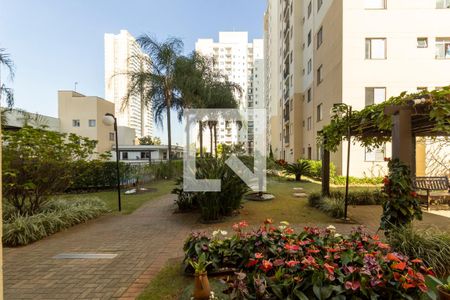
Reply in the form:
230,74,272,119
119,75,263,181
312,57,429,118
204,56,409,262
1,48,15,127
123,36,184,160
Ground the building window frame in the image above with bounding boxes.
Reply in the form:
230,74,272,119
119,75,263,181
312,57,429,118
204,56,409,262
88,119,96,127
317,65,323,85
365,87,386,106
307,30,312,46
417,37,428,48
435,37,450,59
317,26,323,49
109,132,115,141
308,1,312,18
317,0,323,11
307,116,312,131
365,144,386,162
365,38,387,60
307,59,312,74
72,119,80,127
307,88,312,103
317,103,323,121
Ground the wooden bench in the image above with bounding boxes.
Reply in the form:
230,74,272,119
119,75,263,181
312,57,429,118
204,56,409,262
413,176,450,210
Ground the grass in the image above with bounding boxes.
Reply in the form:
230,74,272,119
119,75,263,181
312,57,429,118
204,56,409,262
60,180,176,214
138,258,228,300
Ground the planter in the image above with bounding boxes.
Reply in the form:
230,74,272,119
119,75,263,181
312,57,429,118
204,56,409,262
193,272,211,300
437,286,450,300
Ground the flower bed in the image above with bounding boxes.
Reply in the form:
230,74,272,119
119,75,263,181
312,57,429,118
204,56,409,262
184,220,433,299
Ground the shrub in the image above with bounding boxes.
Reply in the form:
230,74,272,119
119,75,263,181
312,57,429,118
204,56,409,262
331,176,383,185
308,160,337,179
319,196,345,218
283,160,311,181
387,226,450,277
3,197,109,246
381,159,422,232
184,221,433,299
2,127,98,214
172,157,249,221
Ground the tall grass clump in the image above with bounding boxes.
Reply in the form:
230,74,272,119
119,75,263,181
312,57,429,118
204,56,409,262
3,197,109,247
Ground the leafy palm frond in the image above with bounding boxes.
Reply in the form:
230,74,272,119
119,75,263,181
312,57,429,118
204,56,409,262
0,48,15,80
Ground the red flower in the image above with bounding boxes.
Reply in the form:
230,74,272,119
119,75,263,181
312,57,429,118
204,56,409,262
323,263,335,275
377,242,391,250
273,259,285,267
392,261,407,271
411,258,422,263
259,260,273,272
255,252,263,259
386,253,401,262
286,260,300,268
383,176,390,185
298,239,311,246
307,249,320,254
239,221,248,228
285,244,300,252
246,259,258,268
410,191,418,198
284,228,295,235
402,282,415,290
384,157,391,162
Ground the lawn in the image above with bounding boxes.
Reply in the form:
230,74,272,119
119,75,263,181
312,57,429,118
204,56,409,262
60,179,176,214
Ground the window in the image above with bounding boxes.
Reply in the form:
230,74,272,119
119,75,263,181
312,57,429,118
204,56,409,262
307,59,312,74
317,26,323,49
317,0,323,11
308,1,312,18
109,132,115,141
417,37,428,48
307,147,312,159
435,38,450,59
122,152,128,160
436,0,450,8
365,87,386,106
317,65,323,85
364,0,386,9
317,103,323,121
365,145,385,162
72,119,80,127
365,38,386,59
307,88,312,102
307,117,312,130
308,30,312,46
88,119,96,127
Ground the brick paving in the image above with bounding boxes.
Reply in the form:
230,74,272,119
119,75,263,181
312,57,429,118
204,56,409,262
4,194,449,299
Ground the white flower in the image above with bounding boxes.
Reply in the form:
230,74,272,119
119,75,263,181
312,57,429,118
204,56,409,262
334,233,342,238
280,221,290,225
212,230,219,237
327,225,336,232
220,230,228,236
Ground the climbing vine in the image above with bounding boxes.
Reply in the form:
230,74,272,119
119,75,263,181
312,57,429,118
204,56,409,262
318,86,450,152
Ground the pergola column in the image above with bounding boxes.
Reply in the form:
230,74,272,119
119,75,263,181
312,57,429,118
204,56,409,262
387,107,414,168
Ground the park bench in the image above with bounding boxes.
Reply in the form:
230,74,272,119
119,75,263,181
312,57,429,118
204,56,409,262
413,176,450,211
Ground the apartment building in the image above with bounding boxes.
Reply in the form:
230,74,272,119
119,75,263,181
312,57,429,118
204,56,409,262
265,0,450,176
58,91,135,153
195,32,264,153
105,30,154,139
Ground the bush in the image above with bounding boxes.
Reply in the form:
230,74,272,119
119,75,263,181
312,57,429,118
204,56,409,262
331,176,383,185
184,221,433,299
319,196,345,218
308,160,337,179
172,157,249,221
283,160,311,181
3,197,109,246
387,226,450,277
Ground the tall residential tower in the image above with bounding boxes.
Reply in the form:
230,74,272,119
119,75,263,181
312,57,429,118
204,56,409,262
105,30,154,139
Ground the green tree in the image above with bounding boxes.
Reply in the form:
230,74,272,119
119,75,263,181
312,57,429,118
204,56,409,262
2,127,97,215
138,135,161,145
1,48,15,127
123,36,184,160
284,160,312,181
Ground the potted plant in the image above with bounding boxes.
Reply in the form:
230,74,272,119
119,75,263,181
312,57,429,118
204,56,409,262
429,276,450,300
190,253,212,300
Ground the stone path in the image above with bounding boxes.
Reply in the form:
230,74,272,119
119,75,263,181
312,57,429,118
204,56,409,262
3,194,196,300
4,195,449,299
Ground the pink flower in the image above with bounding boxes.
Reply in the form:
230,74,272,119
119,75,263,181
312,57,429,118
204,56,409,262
239,220,248,228
259,260,273,272
255,252,264,259
286,260,300,268
285,244,300,252
284,228,295,234
323,263,335,275
246,259,258,268
345,281,360,291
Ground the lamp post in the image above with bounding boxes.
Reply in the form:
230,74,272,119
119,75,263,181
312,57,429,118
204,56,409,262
103,113,121,212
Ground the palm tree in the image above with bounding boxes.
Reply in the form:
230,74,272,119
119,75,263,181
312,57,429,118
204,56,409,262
1,48,15,127
123,36,184,160
284,160,312,181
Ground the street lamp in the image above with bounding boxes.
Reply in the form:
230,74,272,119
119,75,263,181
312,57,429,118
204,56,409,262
103,113,122,212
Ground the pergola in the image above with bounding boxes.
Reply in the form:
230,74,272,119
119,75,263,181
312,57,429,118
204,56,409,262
320,91,450,197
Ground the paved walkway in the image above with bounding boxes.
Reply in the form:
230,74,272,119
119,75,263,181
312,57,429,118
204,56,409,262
4,196,449,299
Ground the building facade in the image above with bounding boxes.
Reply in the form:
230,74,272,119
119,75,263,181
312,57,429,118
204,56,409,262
195,32,264,152
265,0,450,176
105,29,154,139
58,90,135,153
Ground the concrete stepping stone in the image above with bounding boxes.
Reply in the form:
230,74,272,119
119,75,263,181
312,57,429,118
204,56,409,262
293,187,304,191
293,193,308,198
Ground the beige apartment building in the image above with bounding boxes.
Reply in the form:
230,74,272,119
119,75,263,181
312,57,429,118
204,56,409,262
265,0,450,176
58,91,135,154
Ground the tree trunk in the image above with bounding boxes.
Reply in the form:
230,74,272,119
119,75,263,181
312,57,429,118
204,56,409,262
295,174,301,181
166,102,172,161
199,121,203,158
214,123,218,158
140,89,145,138
209,123,213,157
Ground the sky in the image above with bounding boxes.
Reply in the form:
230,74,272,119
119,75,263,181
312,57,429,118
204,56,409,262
0,0,266,144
